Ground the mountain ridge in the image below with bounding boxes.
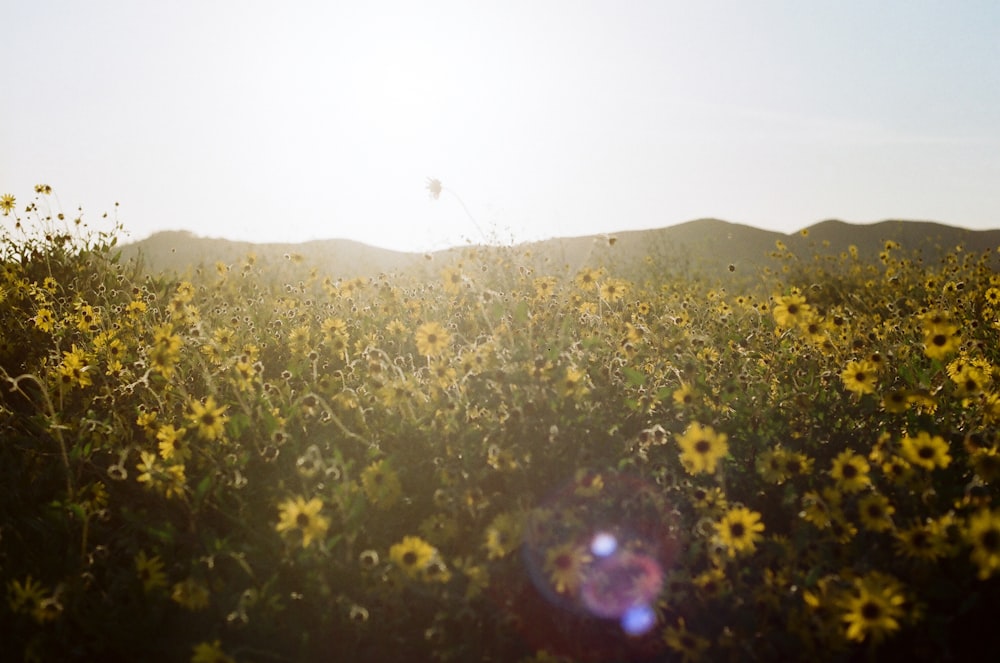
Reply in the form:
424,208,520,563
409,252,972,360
118,218,1000,278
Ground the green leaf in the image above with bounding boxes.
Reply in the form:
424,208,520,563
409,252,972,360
513,299,530,323
622,366,646,387
194,474,213,507
226,413,251,439
66,503,87,521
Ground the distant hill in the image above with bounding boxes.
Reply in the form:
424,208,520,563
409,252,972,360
118,230,425,277
118,220,1000,280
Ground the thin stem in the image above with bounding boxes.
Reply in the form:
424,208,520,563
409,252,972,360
442,187,490,245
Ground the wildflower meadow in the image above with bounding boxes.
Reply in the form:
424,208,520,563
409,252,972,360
2,187,999,661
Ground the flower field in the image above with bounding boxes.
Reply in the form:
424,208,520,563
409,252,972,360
2,188,999,662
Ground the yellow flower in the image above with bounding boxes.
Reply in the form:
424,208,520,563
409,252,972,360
672,384,697,408
187,396,229,441
7,575,61,624
829,450,871,493
414,321,450,357
136,450,187,499
966,507,1000,579
419,513,459,547
0,193,15,215
288,324,312,356
429,358,457,389
136,450,160,487
32,307,55,332
441,266,466,295
689,485,727,513
150,323,183,377
757,448,805,483
857,492,895,533
983,390,1000,425
275,496,330,548
191,640,235,663
894,521,945,561
715,506,765,557
900,431,951,470
951,362,989,397
454,556,490,600
484,511,524,560
389,535,438,579
575,267,603,290
881,388,912,413
969,445,1000,482
560,364,590,399
675,422,729,474
772,293,812,328
157,424,190,462
780,450,813,477
321,316,348,339
135,550,168,593
544,542,591,595
922,313,960,360
212,326,236,353
171,577,210,611
840,574,906,643
840,359,879,396
360,459,403,509
599,279,628,303
75,303,101,332
420,557,452,584
57,344,93,389
663,617,711,662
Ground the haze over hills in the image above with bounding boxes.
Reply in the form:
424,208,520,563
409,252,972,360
118,219,1000,280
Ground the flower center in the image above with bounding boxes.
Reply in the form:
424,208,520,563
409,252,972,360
860,600,882,620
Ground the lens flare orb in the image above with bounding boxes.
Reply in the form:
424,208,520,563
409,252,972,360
518,471,679,658
580,549,663,621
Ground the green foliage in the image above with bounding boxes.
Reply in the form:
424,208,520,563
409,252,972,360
2,188,1000,661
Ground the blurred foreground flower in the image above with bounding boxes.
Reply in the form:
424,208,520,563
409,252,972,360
191,640,235,663
675,422,729,475
663,617,711,661
415,321,450,357
966,507,1000,579
840,574,906,643
426,177,442,199
135,550,168,593
7,576,62,624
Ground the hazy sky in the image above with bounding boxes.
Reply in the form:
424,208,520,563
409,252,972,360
3,1,999,252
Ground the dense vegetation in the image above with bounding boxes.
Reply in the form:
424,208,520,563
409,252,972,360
2,188,998,661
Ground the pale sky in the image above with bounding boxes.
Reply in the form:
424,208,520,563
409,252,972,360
3,1,999,252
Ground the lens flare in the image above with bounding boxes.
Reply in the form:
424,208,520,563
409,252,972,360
580,550,663,620
590,531,618,558
620,604,657,636
518,471,679,659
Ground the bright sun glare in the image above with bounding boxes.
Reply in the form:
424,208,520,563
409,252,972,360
2,2,999,252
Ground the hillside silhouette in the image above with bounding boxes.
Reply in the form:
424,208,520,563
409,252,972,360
119,219,1000,279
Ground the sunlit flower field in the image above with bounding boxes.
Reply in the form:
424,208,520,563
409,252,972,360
2,188,999,662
